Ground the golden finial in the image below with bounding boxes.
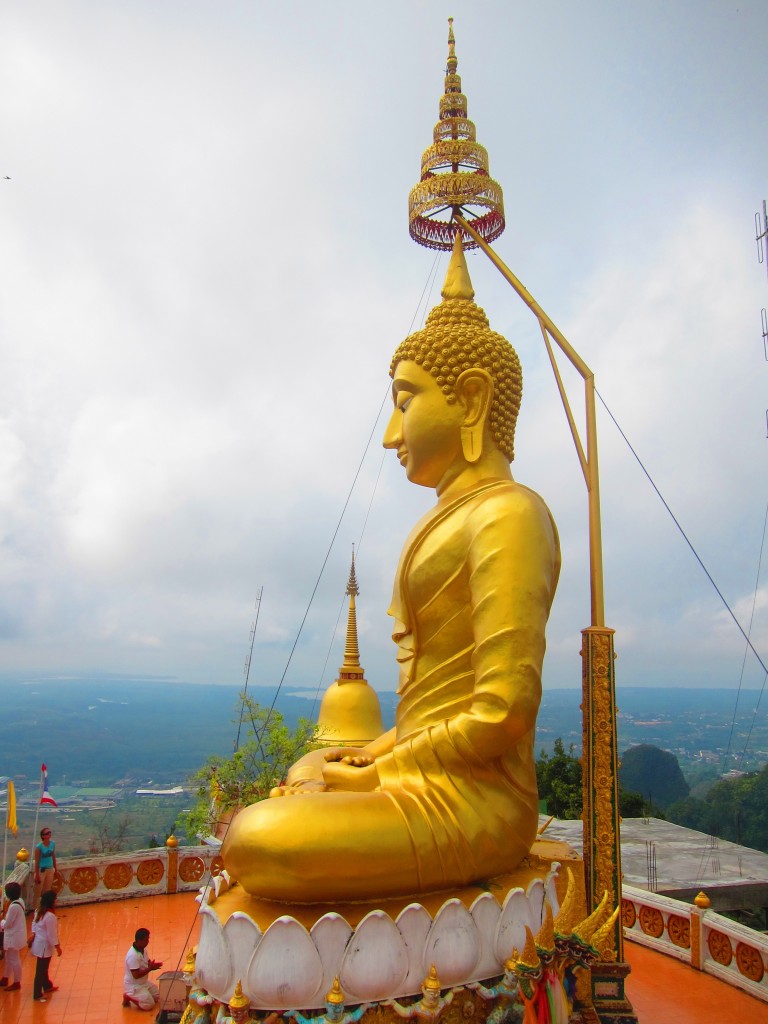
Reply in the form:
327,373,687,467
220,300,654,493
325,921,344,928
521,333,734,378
516,927,541,970
441,233,475,301
229,981,250,1010
591,906,621,961
346,546,360,598
553,867,579,937
535,901,556,954
447,17,457,73
341,547,362,674
423,964,442,992
409,18,505,251
573,891,611,945
694,891,711,909
326,977,345,1005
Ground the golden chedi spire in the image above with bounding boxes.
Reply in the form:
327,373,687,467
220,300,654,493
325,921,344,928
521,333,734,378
317,548,385,748
409,17,505,251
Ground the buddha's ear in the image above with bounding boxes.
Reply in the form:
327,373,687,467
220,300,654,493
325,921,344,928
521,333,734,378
455,368,493,464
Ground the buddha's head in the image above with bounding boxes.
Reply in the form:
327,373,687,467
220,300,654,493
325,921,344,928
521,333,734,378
384,234,522,492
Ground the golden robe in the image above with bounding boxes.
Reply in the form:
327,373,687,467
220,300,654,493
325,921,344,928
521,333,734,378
222,479,560,902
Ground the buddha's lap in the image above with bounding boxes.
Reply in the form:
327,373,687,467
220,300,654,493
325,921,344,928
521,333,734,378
222,789,423,899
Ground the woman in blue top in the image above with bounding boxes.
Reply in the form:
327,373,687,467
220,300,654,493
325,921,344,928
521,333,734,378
34,828,57,908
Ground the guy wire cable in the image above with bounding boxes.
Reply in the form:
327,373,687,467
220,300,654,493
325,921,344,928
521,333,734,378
596,387,768,681
254,250,444,747
725,499,768,765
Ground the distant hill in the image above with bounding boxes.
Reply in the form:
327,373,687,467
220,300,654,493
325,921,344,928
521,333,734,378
0,675,398,792
0,675,764,796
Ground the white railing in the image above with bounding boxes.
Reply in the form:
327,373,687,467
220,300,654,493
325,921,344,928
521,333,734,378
622,883,768,1003
7,840,223,907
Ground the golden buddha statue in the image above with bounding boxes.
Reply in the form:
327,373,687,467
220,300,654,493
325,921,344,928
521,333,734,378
221,234,560,903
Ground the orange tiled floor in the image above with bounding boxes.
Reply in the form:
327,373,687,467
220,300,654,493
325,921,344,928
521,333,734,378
625,940,765,1022
1,894,765,1023
0,892,201,1024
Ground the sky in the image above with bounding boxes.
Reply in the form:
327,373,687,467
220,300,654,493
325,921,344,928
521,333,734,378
1,1,767,704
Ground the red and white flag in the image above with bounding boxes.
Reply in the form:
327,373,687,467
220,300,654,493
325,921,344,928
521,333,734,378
40,763,58,807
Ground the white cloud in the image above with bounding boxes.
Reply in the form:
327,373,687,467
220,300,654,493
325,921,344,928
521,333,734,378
0,1,766,697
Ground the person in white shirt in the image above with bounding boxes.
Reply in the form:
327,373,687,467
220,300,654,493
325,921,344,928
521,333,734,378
123,927,163,1011
30,889,62,1002
0,882,27,992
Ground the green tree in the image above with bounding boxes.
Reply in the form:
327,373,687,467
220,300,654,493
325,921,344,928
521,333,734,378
536,738,655,820
618,789,650,817
619,744,689,810
537,739,583,819
667,764,768,853
179,695,318,841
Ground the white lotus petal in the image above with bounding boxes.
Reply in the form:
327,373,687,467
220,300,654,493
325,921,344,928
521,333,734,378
196,906,232,997
424,899,480,986
311,913,354,1004
340,910,408,1002
495,888,528,962
396,903,433,995
544,863,561,919
526,878,545,931
248,917,324,1009
223,913,262,1004
470,893,502,978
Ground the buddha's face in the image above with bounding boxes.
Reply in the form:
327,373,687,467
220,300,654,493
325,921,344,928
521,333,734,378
383,360,464,491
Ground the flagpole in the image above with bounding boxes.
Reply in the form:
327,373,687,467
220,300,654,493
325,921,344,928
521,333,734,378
2,817,7,894
1,777,10,893
31,765,44,855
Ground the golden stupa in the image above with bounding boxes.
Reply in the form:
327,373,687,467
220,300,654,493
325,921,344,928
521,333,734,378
316,550,384,748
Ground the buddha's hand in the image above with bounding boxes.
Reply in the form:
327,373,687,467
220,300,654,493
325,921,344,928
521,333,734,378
321,757,378,792
323,748,375,767
269,779,328,797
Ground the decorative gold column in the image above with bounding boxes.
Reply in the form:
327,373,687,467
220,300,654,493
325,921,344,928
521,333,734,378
581,628,621,959
581,630,634,1020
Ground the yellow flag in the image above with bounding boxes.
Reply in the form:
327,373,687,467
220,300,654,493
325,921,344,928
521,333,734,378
6,780,17,836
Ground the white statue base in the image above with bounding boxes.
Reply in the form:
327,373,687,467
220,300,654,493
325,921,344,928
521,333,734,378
193,837,584,1011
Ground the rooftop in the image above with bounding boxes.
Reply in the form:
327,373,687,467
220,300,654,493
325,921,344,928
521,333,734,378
0,891,764,1023
544,816,768,899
